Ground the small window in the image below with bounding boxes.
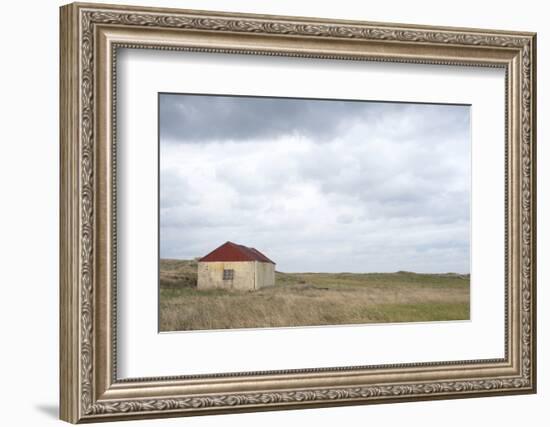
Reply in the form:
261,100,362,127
223,269,234,280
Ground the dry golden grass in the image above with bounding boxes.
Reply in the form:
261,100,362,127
159,259,470,331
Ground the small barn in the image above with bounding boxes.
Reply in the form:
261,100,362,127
197,242,276,291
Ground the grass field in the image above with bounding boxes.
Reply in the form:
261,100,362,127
159,259,470,332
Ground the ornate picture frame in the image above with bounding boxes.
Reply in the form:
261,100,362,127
60,2,536,423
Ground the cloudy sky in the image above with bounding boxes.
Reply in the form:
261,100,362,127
159,93,470,273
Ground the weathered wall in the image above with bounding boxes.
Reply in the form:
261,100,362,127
197,261,255,290
197,261,275,290
255,262,275,289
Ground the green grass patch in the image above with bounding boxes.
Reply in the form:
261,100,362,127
359,302,470,323
159,259,470,331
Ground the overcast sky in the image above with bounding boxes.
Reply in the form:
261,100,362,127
159,93,470,273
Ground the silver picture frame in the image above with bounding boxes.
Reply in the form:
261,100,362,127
60,2,537,423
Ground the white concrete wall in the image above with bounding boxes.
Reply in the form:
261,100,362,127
255,262,275,289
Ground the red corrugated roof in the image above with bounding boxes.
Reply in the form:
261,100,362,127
199,242,275,264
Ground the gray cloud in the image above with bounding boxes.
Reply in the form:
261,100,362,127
159,94,470,273
160,93,363,143
160,93,467,145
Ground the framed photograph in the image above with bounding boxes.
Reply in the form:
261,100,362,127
60,2,537,423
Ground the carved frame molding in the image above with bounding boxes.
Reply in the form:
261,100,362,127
60,2,536,423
